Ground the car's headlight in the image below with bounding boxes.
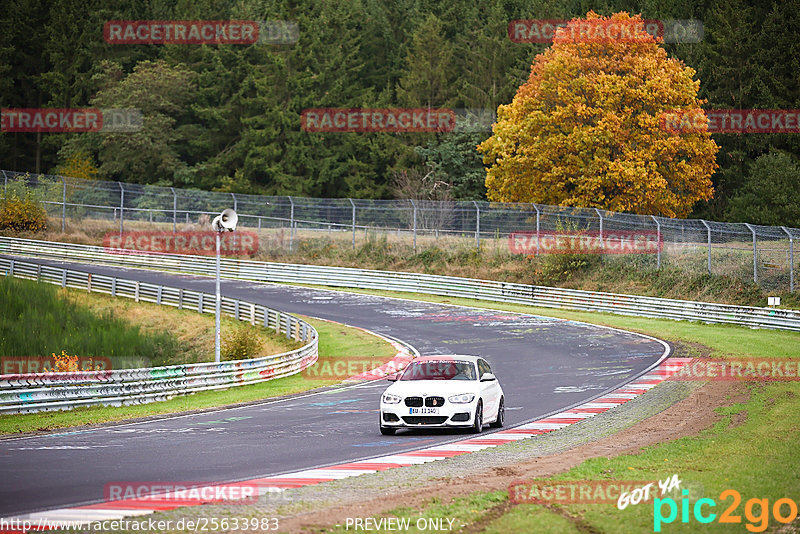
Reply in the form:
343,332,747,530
448,393,475,404
382,393,402,404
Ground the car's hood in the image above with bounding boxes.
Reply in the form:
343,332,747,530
384,379,480,397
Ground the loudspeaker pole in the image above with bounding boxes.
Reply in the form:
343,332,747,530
211,209,238,364
215,231,221,363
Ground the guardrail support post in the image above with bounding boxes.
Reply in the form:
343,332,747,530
651,215,662,269
700,220,712,274
157,285,162,304
118,182,125,236
349,198,356,250
61,270,67,288
473,200,481,252
8,260,13,277
170,187,177,233
198,292,203,312
782,226,794,292
135,281,140,302
744,223,758,283
409,199,417,254
61,176,66,233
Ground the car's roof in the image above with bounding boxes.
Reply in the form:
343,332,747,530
412,354,481,363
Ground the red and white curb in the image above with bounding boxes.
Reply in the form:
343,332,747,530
1,357,691,532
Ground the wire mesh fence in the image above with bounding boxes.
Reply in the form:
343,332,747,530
2,169,798,293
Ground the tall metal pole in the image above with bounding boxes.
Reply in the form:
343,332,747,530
118,182,124,237
782,226,794,292
170,187,177,233
534,205,540,256
61,176,66,233
744,223,757,283
651,215,661,269
349,198,356,250
288,196,295,252
701,220,711,274
215,231,221,363
473,200,480,252
410,199,417,253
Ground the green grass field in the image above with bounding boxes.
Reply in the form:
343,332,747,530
0,275,182,364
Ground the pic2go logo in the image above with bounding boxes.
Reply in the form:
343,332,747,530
654,489,798,532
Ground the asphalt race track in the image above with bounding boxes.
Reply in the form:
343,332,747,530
0,256,669,517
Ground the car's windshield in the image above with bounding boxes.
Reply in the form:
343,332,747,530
399,360,477,381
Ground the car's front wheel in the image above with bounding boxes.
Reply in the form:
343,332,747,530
470,401,483,434
380,414,396,435
490,397,505,428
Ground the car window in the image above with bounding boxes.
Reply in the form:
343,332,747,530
399,360,477,381
478,359,491,377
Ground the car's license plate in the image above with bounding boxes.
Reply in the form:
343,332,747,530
409,408,439,414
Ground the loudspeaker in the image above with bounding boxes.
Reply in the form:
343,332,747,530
212,208,238,232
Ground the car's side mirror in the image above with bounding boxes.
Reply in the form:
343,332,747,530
386,374,398,382
480,372,496,382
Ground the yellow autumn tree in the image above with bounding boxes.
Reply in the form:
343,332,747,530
478,11,718,218
53,151,99,181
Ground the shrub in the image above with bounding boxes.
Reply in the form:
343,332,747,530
0,191,48,232
221,325,262,361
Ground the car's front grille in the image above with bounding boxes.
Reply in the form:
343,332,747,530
425,396,445,407
404,397,423,407
402,416,449,425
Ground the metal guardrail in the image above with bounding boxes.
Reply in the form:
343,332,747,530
2,236,799,332
0,255,318,414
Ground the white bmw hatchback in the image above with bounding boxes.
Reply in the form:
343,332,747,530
379,355,505,435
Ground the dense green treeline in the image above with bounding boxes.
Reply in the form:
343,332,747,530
1,0,799,224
